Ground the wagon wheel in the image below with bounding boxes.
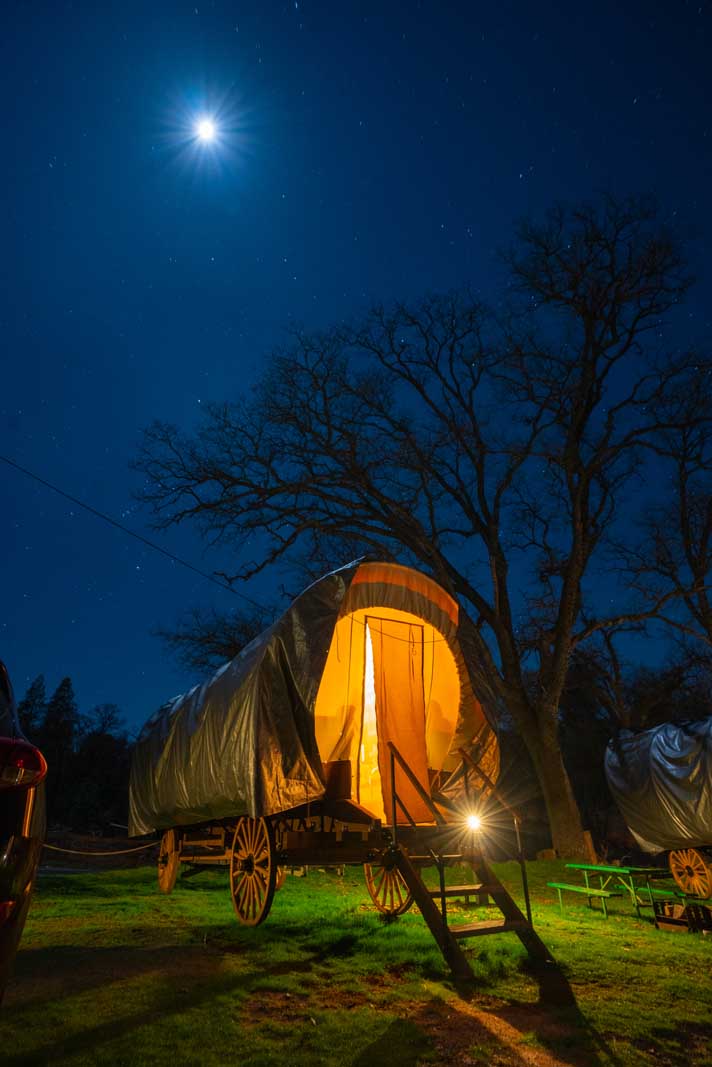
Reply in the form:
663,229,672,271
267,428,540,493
364,856,414,916
275,866,287,891
229,816,277,926
157,829,179,894
669,848,712,898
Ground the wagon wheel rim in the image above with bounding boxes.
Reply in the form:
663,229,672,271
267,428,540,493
669,848,712,898
157,829,179,894
230,817,276,926
364,860,414,916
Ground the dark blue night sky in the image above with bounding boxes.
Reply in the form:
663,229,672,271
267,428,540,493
3,1,711,731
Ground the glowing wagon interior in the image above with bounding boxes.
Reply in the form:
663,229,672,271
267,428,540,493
131,561,549,980
312,562,489,824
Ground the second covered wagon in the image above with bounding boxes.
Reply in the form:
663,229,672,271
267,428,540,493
605,716,712,899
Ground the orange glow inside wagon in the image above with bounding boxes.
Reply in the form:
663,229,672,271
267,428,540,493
313,563,465,824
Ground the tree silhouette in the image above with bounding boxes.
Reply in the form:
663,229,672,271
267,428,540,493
155,604,274,674
38,677,80,826
66,704,130,831
136,195,709,857
16,674,47,740
622,373,712,650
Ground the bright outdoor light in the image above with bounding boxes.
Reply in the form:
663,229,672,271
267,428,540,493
466,814,482,831
196,118,216,142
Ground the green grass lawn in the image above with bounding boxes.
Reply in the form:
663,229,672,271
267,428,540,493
3,859,711,1066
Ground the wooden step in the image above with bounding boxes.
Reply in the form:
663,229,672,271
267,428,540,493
428,884,493,898
449,918,529,939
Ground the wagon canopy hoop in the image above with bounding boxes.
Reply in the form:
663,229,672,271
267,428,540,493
229,816,277,926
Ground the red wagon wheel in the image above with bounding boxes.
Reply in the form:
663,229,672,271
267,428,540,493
364,856,414,916
669,848,712,898
230,816,277,926
157,829,179,894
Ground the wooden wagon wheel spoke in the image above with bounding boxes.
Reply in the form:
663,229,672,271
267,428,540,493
229,816,277,926
157,829,179,894
364,858,414,917
234,872,254,918
371,867,387,894
669,848,712,898
240,877,254,918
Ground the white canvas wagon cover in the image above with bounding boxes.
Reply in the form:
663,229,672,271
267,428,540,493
605,716,712,852
129,561,498,837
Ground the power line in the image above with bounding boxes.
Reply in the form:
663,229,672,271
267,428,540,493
0,453,266,610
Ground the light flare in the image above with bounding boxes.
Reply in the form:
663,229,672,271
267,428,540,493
196,117,216,142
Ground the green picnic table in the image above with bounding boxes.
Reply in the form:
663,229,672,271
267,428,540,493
548,863,680,918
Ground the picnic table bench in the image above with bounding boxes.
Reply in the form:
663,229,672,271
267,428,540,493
547,863,682,918
547,880,622,918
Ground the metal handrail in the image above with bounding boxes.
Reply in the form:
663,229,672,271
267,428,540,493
458,747,523,823
458,746,532,926
387,741,447,829
386,741,536,931
388,748,417,845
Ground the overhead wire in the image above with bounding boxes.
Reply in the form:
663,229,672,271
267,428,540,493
0,452,267,611
1,454,456,634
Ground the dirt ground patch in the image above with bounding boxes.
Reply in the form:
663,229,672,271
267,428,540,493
242,982,594,1067
9,861,711,1066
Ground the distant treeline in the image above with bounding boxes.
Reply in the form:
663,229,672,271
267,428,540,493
17,675,131,834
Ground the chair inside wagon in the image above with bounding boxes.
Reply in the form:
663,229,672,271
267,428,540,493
129,561,549,977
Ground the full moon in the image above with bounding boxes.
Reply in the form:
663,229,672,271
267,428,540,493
196,118,216,142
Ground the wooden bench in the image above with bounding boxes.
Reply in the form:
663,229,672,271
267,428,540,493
547,881,622,919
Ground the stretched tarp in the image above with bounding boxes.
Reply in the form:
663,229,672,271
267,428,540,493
129,560,498,836
604,717,712,852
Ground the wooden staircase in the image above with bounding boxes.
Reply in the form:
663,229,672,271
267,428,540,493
392,844,553,982
385,741,554,983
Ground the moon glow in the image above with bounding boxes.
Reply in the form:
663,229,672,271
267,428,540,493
196,118,216,142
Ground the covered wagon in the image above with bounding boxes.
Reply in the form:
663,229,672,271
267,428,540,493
130,560,549,976
605,716,712,898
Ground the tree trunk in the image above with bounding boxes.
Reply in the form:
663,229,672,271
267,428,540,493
516,703,589,859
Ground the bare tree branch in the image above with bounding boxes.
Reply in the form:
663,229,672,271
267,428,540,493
135,195,701,858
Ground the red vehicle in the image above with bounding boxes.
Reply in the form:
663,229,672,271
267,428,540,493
0,662,46,1004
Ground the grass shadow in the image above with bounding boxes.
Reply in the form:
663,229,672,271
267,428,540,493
350,1018,434,1066
496,957,624,1067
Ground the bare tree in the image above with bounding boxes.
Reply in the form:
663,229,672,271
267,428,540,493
86,703,126,737
155,605,274,675
135,195,705,857
623,369,712,649
561,634,704,732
